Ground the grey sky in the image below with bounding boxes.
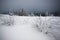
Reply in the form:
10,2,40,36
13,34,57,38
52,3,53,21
1,0,60,13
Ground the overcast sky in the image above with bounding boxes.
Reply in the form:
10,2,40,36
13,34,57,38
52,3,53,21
1,0,60,13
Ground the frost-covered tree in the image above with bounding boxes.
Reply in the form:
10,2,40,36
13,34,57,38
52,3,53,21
9,8,14,16
32,17,53,34
0,15,14,26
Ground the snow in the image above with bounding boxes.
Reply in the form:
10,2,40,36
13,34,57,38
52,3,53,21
0,15,60,40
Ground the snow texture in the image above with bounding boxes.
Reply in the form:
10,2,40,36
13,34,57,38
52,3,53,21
0,15,60,40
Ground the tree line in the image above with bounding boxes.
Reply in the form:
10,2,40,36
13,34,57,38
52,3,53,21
2,8,60,16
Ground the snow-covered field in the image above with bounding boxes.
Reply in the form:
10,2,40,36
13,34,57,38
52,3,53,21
0,15,60,40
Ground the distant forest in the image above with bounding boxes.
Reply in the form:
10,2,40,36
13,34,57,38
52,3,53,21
1,9,60,16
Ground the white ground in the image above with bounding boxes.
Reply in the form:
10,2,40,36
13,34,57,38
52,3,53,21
0,15,60,40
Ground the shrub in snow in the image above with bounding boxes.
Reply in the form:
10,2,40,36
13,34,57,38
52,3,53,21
0,15,14,26
32,17,52,34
